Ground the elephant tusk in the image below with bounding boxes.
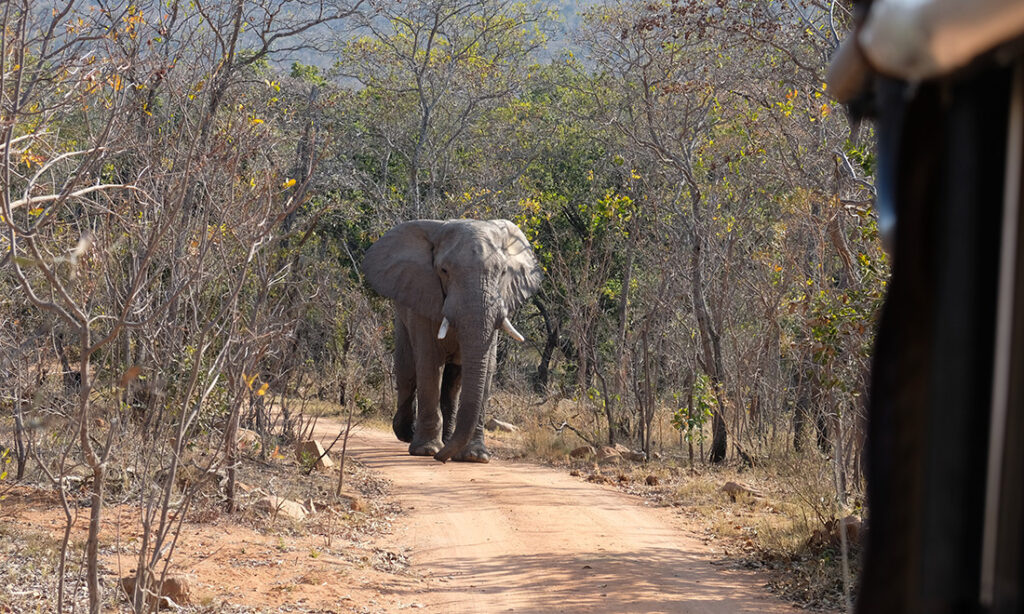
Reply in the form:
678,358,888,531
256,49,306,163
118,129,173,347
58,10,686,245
501,317,525,343
437,317,450,340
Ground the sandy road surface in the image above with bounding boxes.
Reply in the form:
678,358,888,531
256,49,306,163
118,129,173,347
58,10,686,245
317,424,792,614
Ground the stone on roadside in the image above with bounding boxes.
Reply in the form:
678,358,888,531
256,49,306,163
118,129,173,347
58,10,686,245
596,446,622,465
569,445,596,459
337,491,368,513
484,418,519,432
237,428,260,451
121,574,191,609
720,481,761,502
295,440,334,470
255,495,307,522
176,467,225,493
623,450,646,463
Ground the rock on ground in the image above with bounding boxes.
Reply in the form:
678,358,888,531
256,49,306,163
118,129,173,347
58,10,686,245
720,481,762,502
569,445,596,459
623,450,647,462
237,428,261,451
121,574,191,609
596,446,622,465
317,491,368,513
295,440,334,470
255,495,308,522
484,418,519,432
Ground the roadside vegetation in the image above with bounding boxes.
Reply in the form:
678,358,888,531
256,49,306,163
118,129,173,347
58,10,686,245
2,0,874,611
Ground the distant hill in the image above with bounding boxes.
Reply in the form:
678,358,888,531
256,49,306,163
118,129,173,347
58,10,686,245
546,0,600,56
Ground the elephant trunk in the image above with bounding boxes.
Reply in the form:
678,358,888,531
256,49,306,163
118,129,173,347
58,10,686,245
434,303,496,462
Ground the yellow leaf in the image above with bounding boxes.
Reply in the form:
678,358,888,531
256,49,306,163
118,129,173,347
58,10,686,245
257,382,269,396
282,178,296,189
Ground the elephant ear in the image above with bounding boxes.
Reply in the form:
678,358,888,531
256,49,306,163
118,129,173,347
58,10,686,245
493,219,543,313
362,220,446,319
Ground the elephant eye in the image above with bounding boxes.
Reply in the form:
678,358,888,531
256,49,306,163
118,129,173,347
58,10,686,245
440,267,448,275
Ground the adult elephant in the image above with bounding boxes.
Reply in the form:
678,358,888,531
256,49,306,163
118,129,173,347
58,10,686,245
362,219,542,463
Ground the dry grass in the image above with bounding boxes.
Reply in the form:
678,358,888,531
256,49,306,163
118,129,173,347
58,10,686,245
0,516,122,613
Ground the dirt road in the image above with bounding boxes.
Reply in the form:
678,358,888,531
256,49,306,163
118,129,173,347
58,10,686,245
327,425,791,614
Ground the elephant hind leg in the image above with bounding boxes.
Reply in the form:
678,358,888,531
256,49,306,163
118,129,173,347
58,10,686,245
440,363,462,444
393,318,416,443
393,404,415,442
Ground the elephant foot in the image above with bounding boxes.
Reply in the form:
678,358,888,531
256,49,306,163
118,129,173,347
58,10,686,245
393,414,415,443
452,445,491,464
409,439,443,456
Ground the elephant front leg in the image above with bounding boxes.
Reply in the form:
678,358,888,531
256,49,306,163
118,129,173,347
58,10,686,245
451,416,491,463
392,319,416,443
439,364,462,444
452,343,496,463
409,363,444,457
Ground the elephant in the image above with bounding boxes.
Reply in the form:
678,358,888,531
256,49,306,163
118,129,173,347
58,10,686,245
362,219,542,463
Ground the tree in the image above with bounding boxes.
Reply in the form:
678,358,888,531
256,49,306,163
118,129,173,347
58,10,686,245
340,0,553,217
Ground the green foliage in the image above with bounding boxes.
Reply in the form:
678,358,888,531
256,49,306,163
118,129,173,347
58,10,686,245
291,62,327,86
671,374,715,443
844,139,876,177
298,450,320,473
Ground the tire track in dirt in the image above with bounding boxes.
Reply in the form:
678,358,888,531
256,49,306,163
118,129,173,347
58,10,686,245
320,424,791,613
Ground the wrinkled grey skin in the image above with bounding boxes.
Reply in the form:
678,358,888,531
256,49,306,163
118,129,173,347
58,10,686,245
362,219,542,462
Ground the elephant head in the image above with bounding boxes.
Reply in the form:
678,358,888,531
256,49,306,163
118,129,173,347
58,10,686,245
362,219,542,461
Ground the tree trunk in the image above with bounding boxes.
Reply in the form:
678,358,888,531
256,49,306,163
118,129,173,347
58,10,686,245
614,246,634,442
225,402,241,513
793,370,811,453
689,215,728,463
13,401,27,480
533,296,559,394
77,329,103,614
